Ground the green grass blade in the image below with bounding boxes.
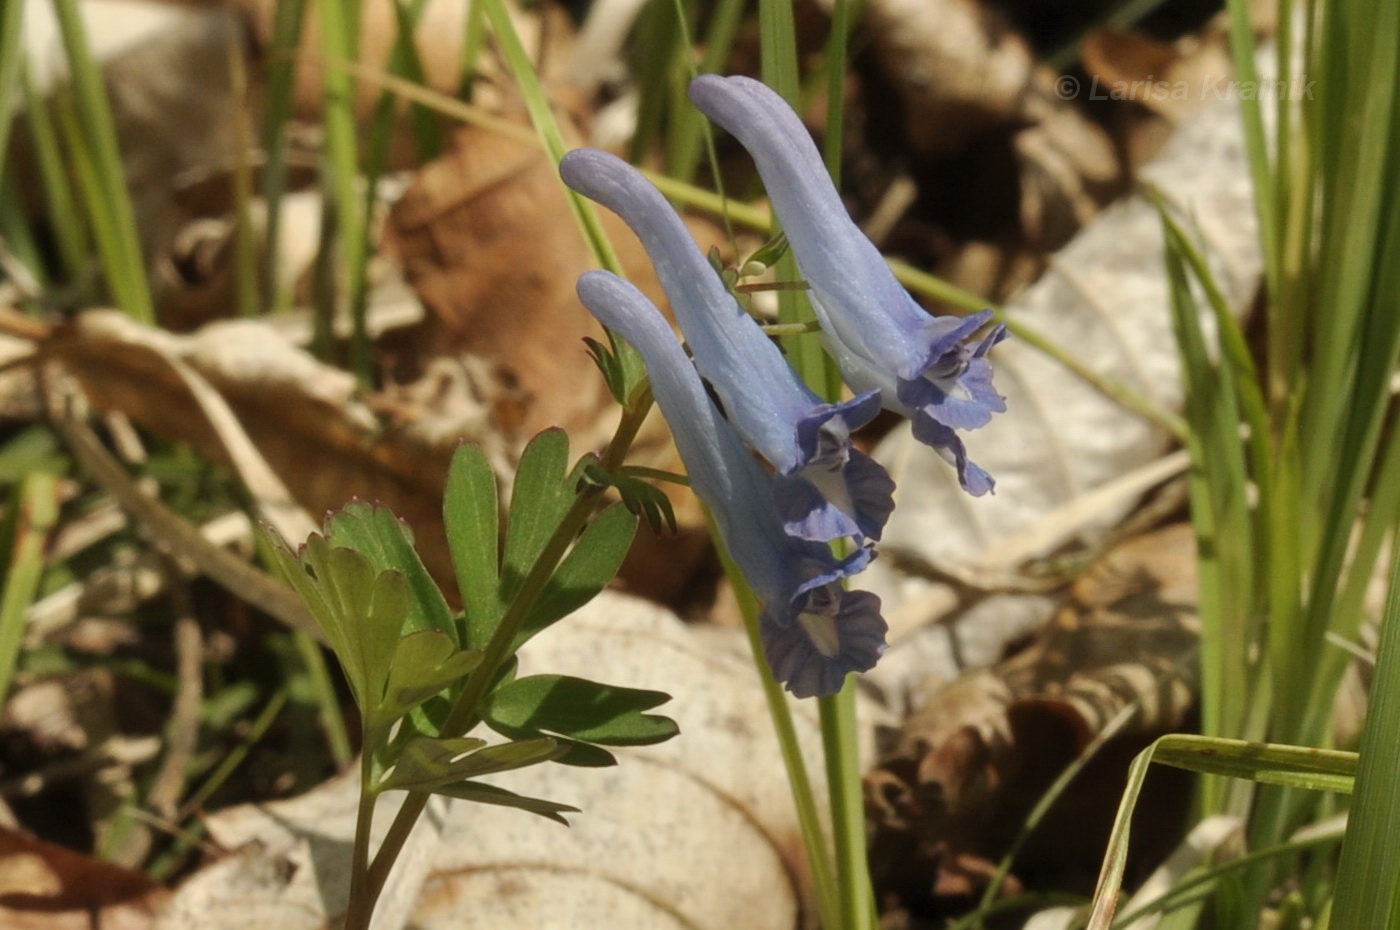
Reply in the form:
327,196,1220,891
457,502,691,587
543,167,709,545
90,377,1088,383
50,0,153,321
294,629,354,767
0,471,59,706
317,0,370,380
1088,736,1356,930
456,0,487,98
1330,441,1400,930
479,0,621,274
260,0,310,312
20,64,89,286
667,0,746,184
0,0,25,179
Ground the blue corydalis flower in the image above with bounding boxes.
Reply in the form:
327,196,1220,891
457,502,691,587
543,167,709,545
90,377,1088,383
688,74,1008,494
576,269,887,697
560,147,894,543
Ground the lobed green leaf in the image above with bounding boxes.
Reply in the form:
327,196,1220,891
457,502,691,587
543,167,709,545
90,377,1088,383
430,780,579,825
378,630,483,722
326,501,457,645
515,503,637,651
384,735,563,792
444,442,502,647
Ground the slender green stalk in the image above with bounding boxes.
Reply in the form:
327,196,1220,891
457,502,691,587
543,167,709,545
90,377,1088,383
317,0,370,381
50,0,153,321
226,25,259,318
819,689,874,930
726,558,839,927
0,0,25,180
821,0,856,178
260,0,310,312
343,752,380,930
20,65,88,280
479,0,623,276
0,472,59,706
457,0,487,99
294,631,353,766
1332,536,1400,927
667,0,747,184
753,12,872,927
180,689,289,815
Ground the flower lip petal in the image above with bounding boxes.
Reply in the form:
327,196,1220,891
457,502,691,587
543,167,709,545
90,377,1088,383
792,389,882,473
761,588,887,698
911,416,996,496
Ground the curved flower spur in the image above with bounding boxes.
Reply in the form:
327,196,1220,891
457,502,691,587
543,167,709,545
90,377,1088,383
560,148,895,544
576,270,888,698
688,74,1008,495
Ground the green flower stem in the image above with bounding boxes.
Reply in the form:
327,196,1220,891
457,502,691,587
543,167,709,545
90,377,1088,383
725,541,839,928
820,687,875,930
343,753,380,930
345,397,653,930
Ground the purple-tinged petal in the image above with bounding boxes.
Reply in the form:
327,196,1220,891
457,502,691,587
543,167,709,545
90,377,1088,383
576,270,876,619
895,323,1009,431
562,147,892,542
911,416,995,496
825,329,996,496
761,588,887,698
774,447,895,542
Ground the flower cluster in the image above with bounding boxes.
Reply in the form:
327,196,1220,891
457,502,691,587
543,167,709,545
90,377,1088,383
561,75,1007,697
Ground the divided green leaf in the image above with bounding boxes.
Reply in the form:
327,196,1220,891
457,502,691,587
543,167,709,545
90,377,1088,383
444,442,501,648
384,735,563,792
325,501,457,645
578,462,676,535
515,503,637,651
483,674,678,755
378,630,484,721
266,532,407,712
430,780,579,825
501,428,572,603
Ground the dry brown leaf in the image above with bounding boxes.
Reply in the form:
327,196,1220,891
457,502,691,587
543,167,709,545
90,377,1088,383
46,311,465,594
384,123,682,442
0,828,166,930
861,90,1259,703
1080,21,1236,168
866,525,1199,912
843,0,1034,158
385,123,723,600
1081,24,1236,125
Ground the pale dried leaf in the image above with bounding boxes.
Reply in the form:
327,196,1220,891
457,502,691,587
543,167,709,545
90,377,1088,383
861,95,1259,701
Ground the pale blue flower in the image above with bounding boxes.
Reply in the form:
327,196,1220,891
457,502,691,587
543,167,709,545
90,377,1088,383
688,74,1008,494
576,270,887,697
561,147,893,542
